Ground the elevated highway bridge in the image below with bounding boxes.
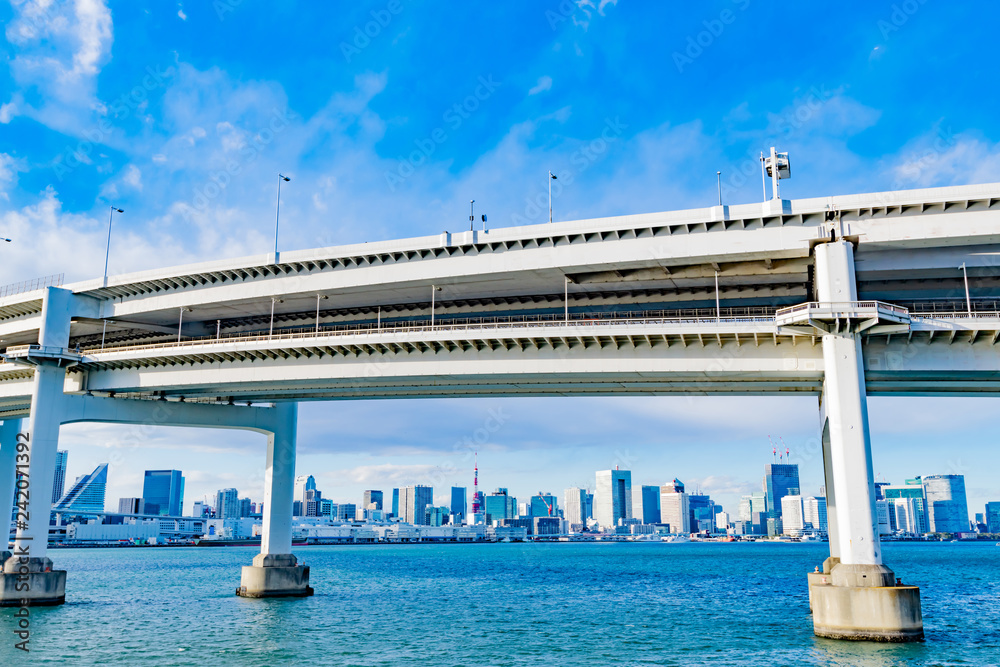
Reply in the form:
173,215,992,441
2,181,1000,640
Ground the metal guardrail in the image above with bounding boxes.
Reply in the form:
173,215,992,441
774,301,910,319
0,274,64,299
81,312,779,356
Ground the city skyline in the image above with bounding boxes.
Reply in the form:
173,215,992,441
56,394,997,519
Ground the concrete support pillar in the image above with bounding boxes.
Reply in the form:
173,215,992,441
809,240,922,641
237,402,312,598
0,420,22,550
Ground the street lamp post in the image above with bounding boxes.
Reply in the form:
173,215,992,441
274,174,290,263
548,171,557,223
564,277,570,324
177,307,190,343
104,206,124,284
315,294,328,333
715,270,721,322
431,285,442,326
716,171,722,206
269,297,283,338
959,262,972,315
469,200,475,231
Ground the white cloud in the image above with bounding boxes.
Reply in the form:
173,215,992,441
528,75,552,95
122,163,142,190
334,464,445,484
178,9,187,21
889,133,1000,189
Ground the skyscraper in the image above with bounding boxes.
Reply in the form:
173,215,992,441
118,497,143,514
781,495,805,536
923,475,969,534
803,496,828,532
636,485,661,524
564,487,587,527
985,502,1000,533
401,485,433,525
141,469,185,516
363,490,384,510
295,475,316,505
450,486,467,521
660,479,689,534
53,464,108,514
594,469,632,528
529,492,558,518
884,479,928,533
391,488,399,517
51,450,68,504
485,489,516,521
215,488,240,520
764,464,800,521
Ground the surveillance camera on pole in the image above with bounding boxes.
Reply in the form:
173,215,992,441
761,147,790,201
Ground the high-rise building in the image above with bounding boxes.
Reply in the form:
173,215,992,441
564,488,587,527
450,486,467,521
530,493,558,518
884,479,928,533
660,479,690,534
401,485,433,525
892,497,921,535
391,488,400,517
52,450,68,504
584,492,594,520
635,485,661,524
337,503,358,521
986,502,1000,533
215,488,240,520
923,475,969,534
239,497,253,518
781,495,805,536
764,464,800,520
485,489,516,522
594,469,632,528
295,475,316,506
688,494,716,532
363,490,384,510
192,501,208,517
141,469,185,516
54,464,108,514
118,497,143,514
803,496,828,532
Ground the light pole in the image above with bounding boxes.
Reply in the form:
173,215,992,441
959,263,972,315
715,270,721,322
269,297,283,338
274,174,290,262
104,206,124,283
431,285,442,326
177,307,190,343
564,277,570,324
548,171,557,223
716,171,722,206
469,200,475,231
315,294,328,333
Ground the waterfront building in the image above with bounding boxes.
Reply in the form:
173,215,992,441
564,488,587,528
52,450,68,504
363,490,383,511
118,497,143,514
450,486,467,522
875,499,891,534
319,498,335,518
781,495,805,536
986,502,1000,533
533,516,561,536
426,506,449,526
594,469,632,529
485,489,516,522
764,464,800,521
636,485,661,525
401,485,434,525
923,475,970,534
141,469,185,516
884,479,928,533
715,512,730,532
239,497,253,518
192,500,208,517
688,494,716,533
803,496,828,532
337,503,358,521
660,479,690,534
215,488,240,520
529,492,558,518
54,463,108,514
584,492,594,520
391,488,399,517
292,500,303,517
295,475,317,506
893,497,921,535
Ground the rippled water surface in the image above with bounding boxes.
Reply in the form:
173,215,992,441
1,542,998,666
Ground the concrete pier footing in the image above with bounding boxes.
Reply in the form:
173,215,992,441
0,556,67,607
236,553,313,599
810,562,923,642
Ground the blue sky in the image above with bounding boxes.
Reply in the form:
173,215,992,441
2,1,999,517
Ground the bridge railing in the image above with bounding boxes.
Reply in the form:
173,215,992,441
81,311,779,356
0,273,64,299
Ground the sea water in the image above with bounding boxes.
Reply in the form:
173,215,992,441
1,541,998,666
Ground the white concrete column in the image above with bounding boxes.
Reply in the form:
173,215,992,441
0,420,23,550
819,416,840,561
260,402,297,556
11,364,67,560
815,241,881,565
